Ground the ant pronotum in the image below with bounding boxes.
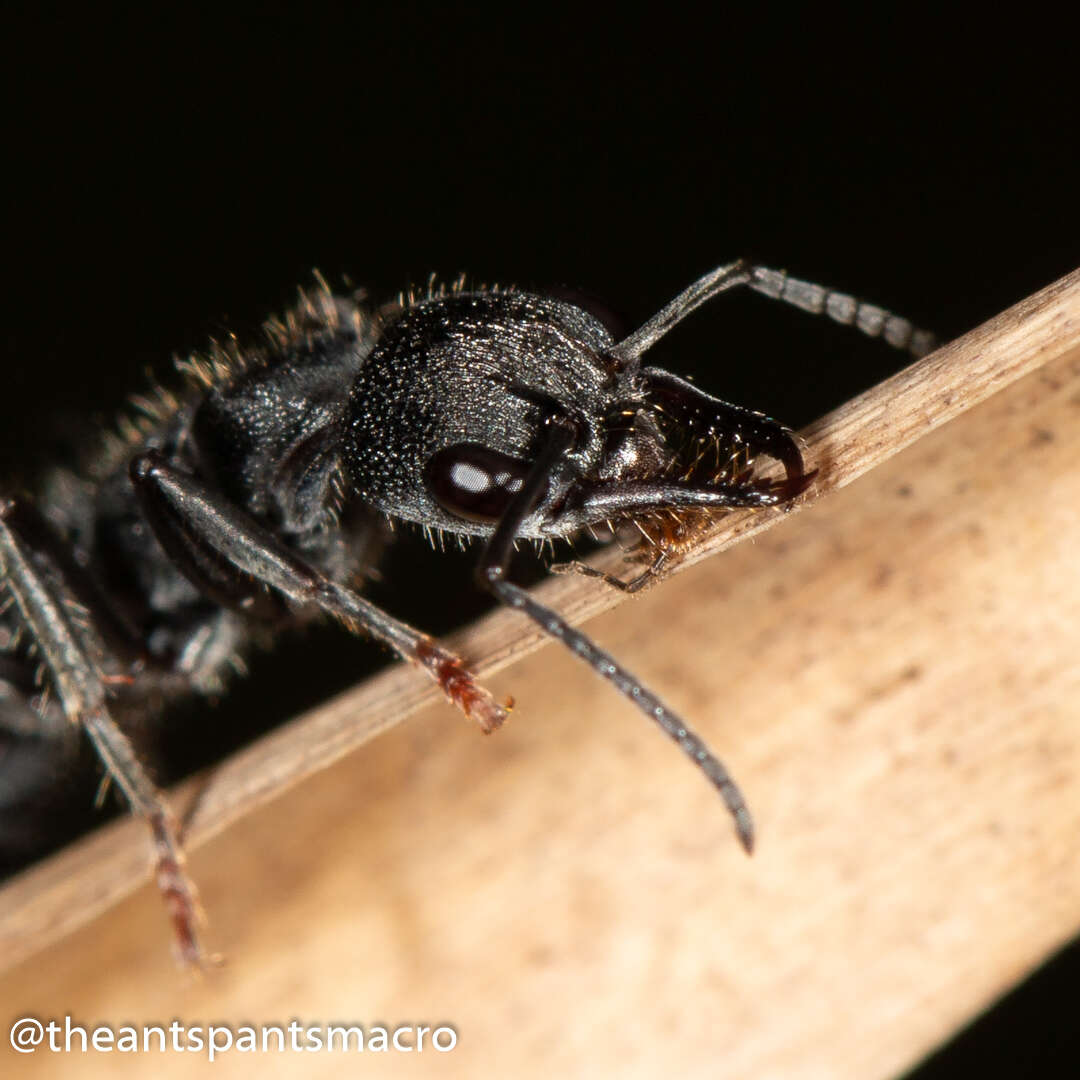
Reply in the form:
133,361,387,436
0,260,932,966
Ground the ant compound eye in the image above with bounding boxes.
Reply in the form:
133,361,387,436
425,443,540,524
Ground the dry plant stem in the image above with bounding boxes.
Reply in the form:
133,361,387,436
0,268,1078,976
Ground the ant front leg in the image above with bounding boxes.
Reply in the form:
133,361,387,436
0,497,208,968
128,453,510,733
549,549,669,594
476,419,755,852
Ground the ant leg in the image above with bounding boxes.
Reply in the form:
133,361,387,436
477,420,754,852
0,498,208,968
550,549,668,594
128,453,510,733
0,497,146,660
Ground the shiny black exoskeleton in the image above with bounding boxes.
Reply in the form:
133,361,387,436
0,261,933,966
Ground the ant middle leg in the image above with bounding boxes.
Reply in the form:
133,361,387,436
0,496,209,967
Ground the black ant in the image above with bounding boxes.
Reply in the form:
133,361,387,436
0,260,932,967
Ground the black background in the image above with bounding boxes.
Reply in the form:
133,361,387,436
3,10,1078,1077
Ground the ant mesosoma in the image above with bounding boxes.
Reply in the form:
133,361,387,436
0,261,932,966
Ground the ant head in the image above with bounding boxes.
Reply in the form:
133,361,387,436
343,285,806,541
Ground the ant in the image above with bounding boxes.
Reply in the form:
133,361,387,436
0,260,932,967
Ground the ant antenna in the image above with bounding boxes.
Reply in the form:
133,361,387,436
609,260,935,369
